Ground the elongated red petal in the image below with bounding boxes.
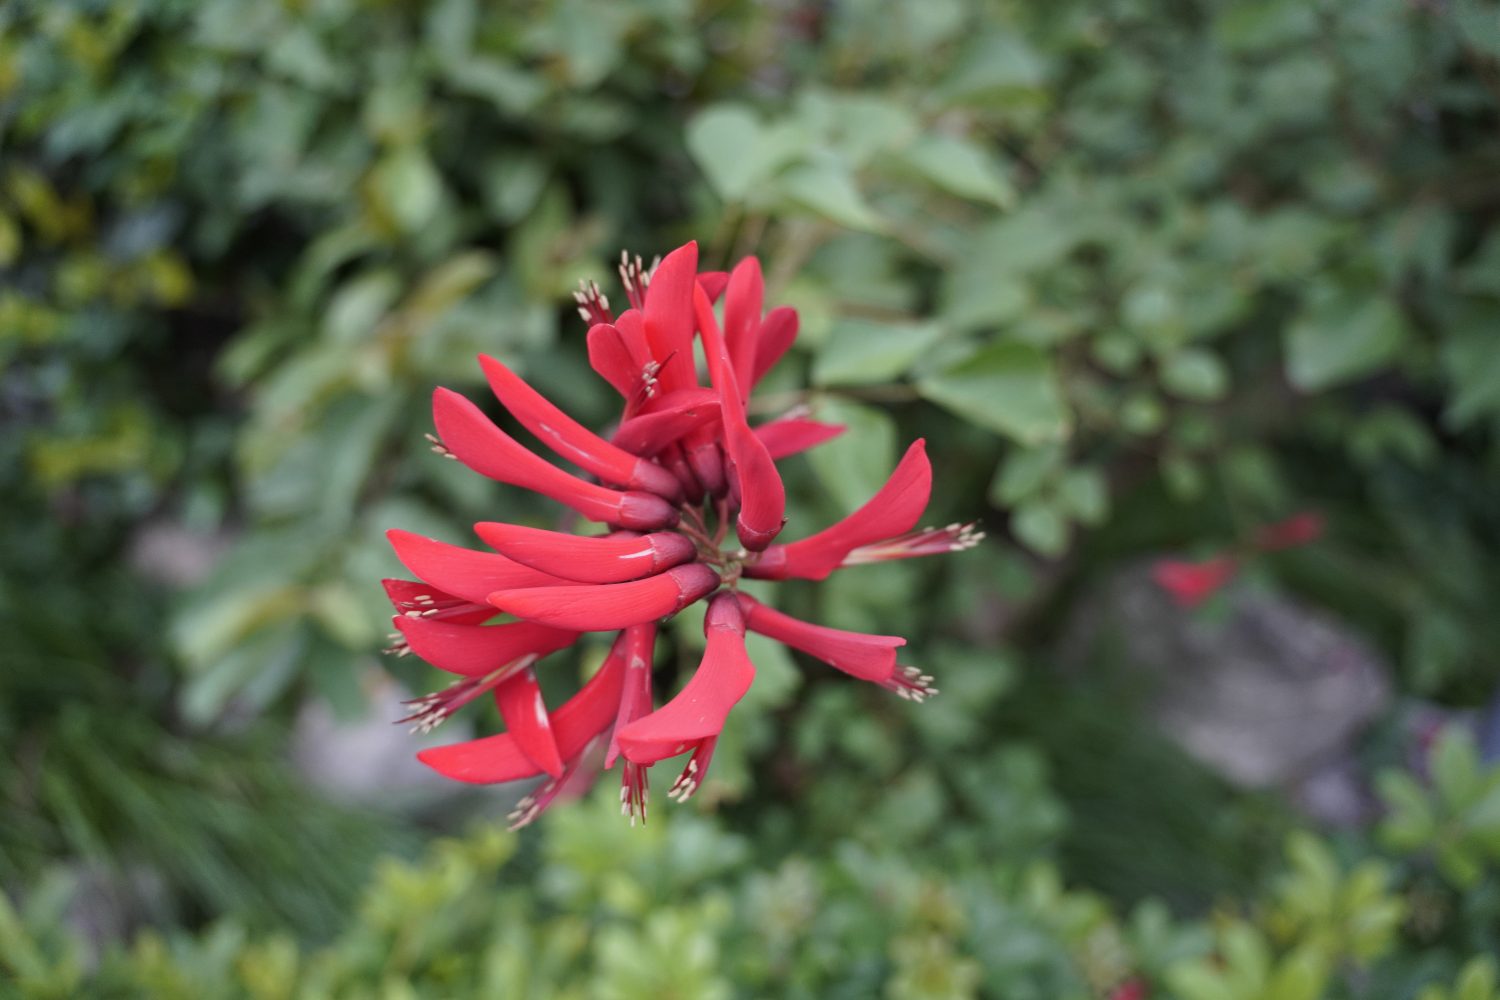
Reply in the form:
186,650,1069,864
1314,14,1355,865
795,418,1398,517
723,258,765,389
611,388,720,455
617,594,754,765
432,387,677,530
737,595,904,685
478,354,682,500
474,523,697,584
747,440,931,581
387,530,569,604
606,623,658,768
393,617,579,677
695,285,785,550
754,418,847,460
417,631,630,784
750,307,798,389
494,665,564,779
643,242,699,395
489,563,720,631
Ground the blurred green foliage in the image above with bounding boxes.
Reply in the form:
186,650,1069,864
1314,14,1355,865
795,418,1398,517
4,0,1500,995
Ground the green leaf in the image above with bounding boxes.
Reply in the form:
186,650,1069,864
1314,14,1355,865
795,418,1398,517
805,396,896,513
990,444,1064,505
900,134,1015,207
323,271,401,345
1432,727,1481,808
811,318,943,386
686,104,788,203
1285,289,1407,391
1161,348,1229,401
371,146,443,232
1455,957,1500,1000
1266,945,1331,1000
1058,467,1108,525
777,161,883,232
1440,302,1500,428
1012,500,1068,557
917,341,1070,444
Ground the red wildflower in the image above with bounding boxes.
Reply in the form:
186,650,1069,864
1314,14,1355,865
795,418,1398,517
382,240,978,827
1151,556,1238,607
1253,510,1325,551
1107,979,1150,1000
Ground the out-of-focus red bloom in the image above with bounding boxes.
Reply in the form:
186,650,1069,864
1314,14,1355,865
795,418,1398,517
1253,510,1325,551
382,241,980,827
1107,978,1150,1000
1151,556,1238,607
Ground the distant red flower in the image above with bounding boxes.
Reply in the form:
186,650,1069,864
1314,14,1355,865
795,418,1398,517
1253,510,1325,551
382,242,981,826
1107,978,1150,1000
1151,556,1237,607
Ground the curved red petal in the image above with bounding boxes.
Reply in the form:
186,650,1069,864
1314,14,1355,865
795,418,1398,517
737,595,904,685
586,322,637,400
494,665,565,779
417,632,629,784
748,439,931,581
393,617,579,677
616,594,754,764
694,284,785,550
723,257,765,388
750,307,798,389
754,418,847,461
387,530,569,604
605,623,658,768
432,387,677,530
474,523,697,584
643,242,699,395
488,563,720,631
478,354,681,500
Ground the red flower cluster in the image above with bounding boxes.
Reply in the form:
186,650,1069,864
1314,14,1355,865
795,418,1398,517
382,242,980,827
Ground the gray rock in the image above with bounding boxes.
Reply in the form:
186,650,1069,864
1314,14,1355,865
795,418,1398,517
1062,560,1392,824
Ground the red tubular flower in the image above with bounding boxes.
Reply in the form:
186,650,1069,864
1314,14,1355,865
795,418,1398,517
736,594,934,700
1152,556,1237,607
432,387,678,530
489,563,719,631
418,631,628,784
616,594,755,801
385,240,977,827
387,529,568,604
747,440,932,581
605,623,658,823
474,523,696,584
477,354,682,500
694,283,785,551
393,616,579,677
